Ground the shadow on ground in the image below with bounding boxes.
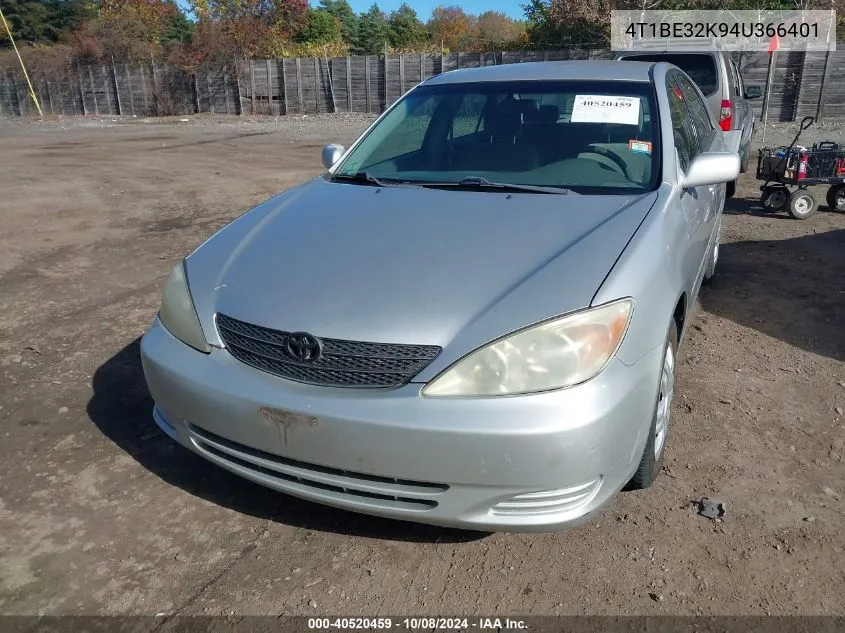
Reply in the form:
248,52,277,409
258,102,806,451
86,338,486,543
701,227,845,362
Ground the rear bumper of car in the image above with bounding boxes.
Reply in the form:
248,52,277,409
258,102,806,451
140,318,663,532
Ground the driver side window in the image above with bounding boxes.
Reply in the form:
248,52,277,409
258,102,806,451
666,74,698,173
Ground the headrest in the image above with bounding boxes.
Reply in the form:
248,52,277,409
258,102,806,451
537,105,559,124
517,99,538,122
487,98,522,142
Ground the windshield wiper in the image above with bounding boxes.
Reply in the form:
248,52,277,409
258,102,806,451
419,176,576,195
332,171,392,187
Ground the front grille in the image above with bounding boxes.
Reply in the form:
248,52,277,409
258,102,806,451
216,313,441,388
188,424,446,511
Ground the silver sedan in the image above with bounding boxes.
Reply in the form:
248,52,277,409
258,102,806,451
141,60,740,531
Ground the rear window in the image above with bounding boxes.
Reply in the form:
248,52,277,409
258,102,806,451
619,53,718,97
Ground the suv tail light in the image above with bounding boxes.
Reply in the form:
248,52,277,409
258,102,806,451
719,100,733,131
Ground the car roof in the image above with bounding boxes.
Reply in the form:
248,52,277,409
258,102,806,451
424,60,656,85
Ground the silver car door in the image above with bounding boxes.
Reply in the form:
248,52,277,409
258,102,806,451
666,73,709,297
671,72,719,294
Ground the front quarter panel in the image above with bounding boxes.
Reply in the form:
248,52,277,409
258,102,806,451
593,184,686,366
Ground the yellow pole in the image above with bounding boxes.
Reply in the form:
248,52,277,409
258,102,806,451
0,6,43,118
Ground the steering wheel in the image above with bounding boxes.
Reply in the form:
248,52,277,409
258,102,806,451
581,145,632,181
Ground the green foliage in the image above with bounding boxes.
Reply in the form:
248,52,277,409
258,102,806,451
294,8,341,44
354,3,388,55
0,0,93,45
388,3,427,48
162,1,195,44
318,0,357,44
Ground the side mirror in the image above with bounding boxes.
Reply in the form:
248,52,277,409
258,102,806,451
745,85,762,99
682,152,741,188
321,143,345,169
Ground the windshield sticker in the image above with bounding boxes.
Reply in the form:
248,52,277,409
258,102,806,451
629,140,652,155
571,95,640,125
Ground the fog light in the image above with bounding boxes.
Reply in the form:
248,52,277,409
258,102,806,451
491,478,602,517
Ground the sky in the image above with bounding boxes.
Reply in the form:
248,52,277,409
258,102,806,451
345,1,525,20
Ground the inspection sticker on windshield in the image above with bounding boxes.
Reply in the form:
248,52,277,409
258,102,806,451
629,140,652,155
571,95,640,125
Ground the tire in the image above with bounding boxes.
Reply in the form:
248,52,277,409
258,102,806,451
760,186,788,211
826,185,845,212
726,180,736,199
787,189,818,220
625,322,678,491
702,216,720,285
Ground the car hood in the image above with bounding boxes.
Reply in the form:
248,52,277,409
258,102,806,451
187,178,656,366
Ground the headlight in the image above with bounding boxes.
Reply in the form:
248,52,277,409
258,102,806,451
158,260,210,353
422,299,633,397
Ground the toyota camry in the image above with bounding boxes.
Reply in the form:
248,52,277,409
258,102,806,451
140,60,740,531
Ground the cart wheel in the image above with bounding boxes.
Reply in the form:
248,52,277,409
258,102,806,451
788,189,818,220
761,186,788,211
825,185,845,212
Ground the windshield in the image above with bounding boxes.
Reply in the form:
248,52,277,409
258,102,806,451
332,80,660,194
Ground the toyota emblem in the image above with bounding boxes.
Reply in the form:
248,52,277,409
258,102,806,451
285,332,323,362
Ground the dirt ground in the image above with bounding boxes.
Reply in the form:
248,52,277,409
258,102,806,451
1,114,844,617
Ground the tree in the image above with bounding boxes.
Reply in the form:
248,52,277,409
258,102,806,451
294,8,341,44
427,5,474,51
523,0,610,47
354,3,388,54
0,0,92,45
318,0,357,44
387,2,426,48
190,0,308,35
476,11,524,48
163,2,195,44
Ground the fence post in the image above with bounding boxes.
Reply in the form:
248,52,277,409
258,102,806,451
110,59,122,115
314,56,320,113
192,73,200,113
365,56,372,113
223,69,231,114
249,59,256,114
76,64,86,115
140,64,149,116
124,64,135,115
296,58,303,113
817,49,833,120
280,60,288,115
206,73,213,114
420,53,425,81
381,54,387,111
265,59,273,115
150,60,158,116
44,77,54,115
760,51,776,123
5,71,19,116
399,54,405,95
101,66,113,114
346,56,352,112
232,60,243,115
86,66,98,115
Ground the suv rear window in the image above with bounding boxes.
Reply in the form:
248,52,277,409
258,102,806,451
619,53,718,97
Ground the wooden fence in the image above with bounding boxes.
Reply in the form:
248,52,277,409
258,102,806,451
2,47,844,121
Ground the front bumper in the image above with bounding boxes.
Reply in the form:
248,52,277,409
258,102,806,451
140,319,663,532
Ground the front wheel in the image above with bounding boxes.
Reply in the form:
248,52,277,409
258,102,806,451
788,189,818,220
702,217,720,285
625,322,678,490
